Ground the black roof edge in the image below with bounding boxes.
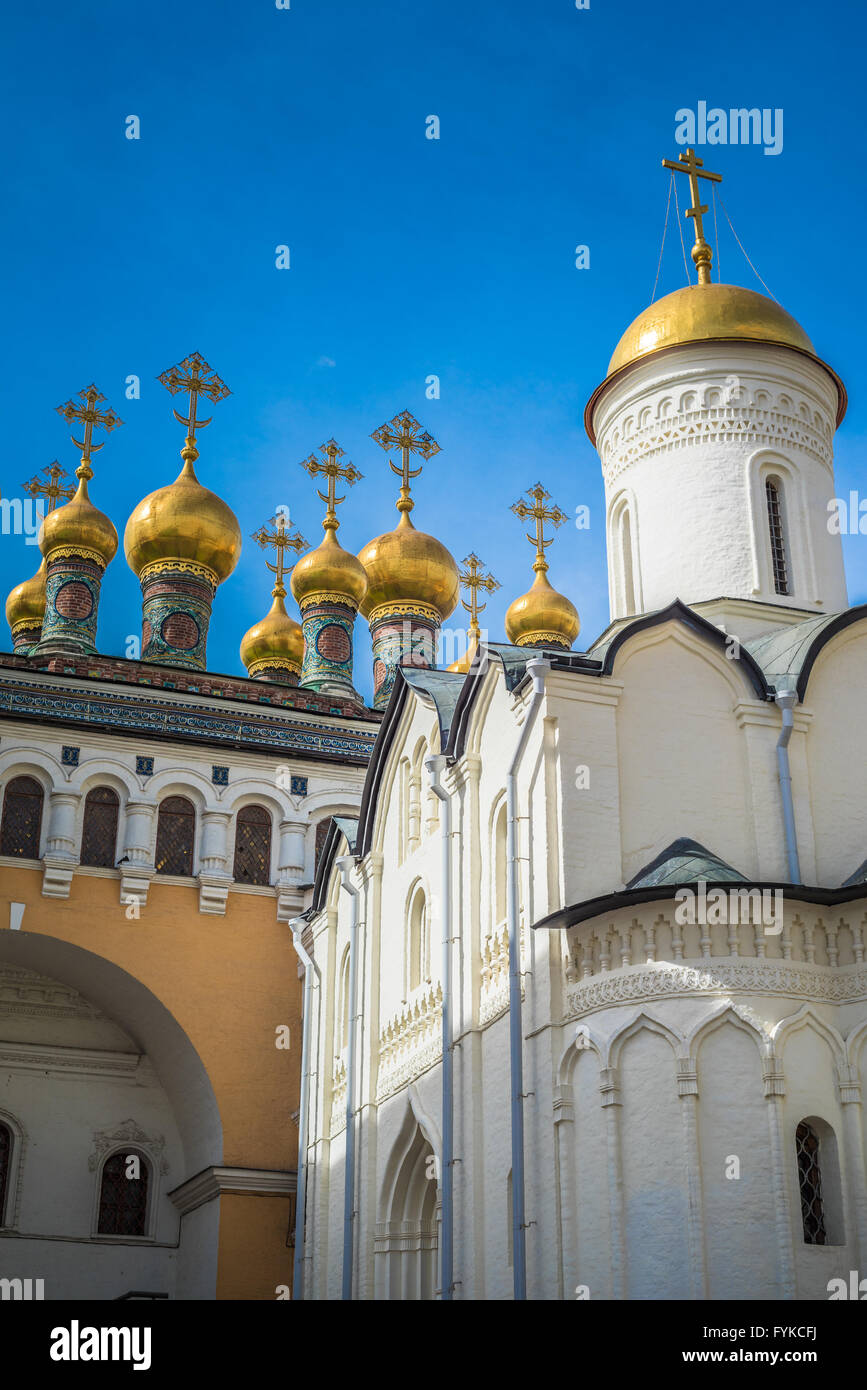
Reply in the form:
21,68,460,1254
534,879,867,932
310,816,358,913
357,671,413,856
796,603,867,700
599,599,772,699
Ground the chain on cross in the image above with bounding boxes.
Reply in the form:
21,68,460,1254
511,483,568,572
300,439,363,531
158,351,231,460
22,462,76,513
55,385,123,480
371,410,440,513
459,553,500,640
251,512,308,593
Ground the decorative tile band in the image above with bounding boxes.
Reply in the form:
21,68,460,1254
140,567,215,671
0,675,378,764
369,611,438,710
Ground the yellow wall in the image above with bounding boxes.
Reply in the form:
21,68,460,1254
0,864,301,1298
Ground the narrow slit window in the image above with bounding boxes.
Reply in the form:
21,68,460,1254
766,478,790,595
795,1121,827,1245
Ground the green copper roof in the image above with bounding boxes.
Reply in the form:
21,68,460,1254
625,837,749,890
744,613,841,693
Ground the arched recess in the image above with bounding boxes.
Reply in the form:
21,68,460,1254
0,932,221,1176
0,932,222,1299
606,488,642,619
376,1096,441,1300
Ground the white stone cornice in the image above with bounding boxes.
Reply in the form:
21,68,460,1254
168,1166,297,1215
0,1040,142,1080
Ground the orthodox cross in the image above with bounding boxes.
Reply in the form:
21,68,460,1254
251,512,308,594
22,461,76,513
55,385,123,480
158,351,231,457
300,439,362,531
511,483,569,572
661,147,722,285
371,410,439,513
459,553,500,641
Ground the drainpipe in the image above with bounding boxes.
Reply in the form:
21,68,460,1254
288,915,320,1300
336,854,360,1300
506,656,550,1300
774,689,801,883
426,753,454,1301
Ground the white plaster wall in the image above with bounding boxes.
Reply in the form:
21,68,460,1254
593,345,846,621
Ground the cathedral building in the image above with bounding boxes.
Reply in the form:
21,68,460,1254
298,153,867,1301
0,358,386,1299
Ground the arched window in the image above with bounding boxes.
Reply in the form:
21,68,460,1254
795,1117,844,1244
154,796,195,877
233,804,272,885
338,948,350,1051
0,776,44,859
80,787,120,868
97,1149,150,1237
314,819,331,873
0,1122,11,1224
493,801,507,930
766,477,790,595
409,889,429,993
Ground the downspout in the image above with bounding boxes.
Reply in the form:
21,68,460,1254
426,753,454,1301
288,915,320,1300
506,656,550,1301
336,854,360,1300
774,689,801,883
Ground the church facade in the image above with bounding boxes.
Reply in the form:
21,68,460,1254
298,159,867,1300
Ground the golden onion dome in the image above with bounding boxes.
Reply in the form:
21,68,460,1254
607,283,814,377
358,511,459,622
124,459,241,585
6,559,47,632
39,475,118,569
240,585,304,676
290,527,368,611
505,568,580,649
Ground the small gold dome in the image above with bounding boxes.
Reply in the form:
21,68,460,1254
358,511,459,622
447,632,478,674
290,528,368,610
607,283,814,377
6,559,46,632
40,476,118,569
505,569,580,649
124,459,241,584
240,587,304,676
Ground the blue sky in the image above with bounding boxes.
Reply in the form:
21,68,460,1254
1,0,863,703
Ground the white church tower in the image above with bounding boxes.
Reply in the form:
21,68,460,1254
586,149,848,638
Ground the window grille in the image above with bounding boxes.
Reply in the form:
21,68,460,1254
314,819,330,872
154,796,195,877
766,479,790,595
796,1121,827,1245
233,804,272,885
97,1150,149,1237
0,776,44,859
0,1123,11,1224
80,786,120,868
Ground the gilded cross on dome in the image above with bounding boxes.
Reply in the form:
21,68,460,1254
158,351,231,462
661,147,722,285
251,512,308,595
371,410,440,514
300,439,362,531
459,553,500,640
511,483,568,573
22,461,76,512
55,385,123,481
